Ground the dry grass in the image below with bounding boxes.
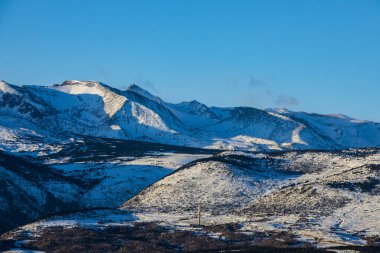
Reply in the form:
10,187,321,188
16,222,329,253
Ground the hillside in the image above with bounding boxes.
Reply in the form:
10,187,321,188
0,150,83,233
3,149,379,251
0,137,214,234
121,149,380,246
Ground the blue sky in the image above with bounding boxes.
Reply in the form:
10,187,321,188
0,0,379,121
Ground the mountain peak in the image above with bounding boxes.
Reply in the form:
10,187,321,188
59,80,104,87
127,83,141,90
0,80,20,95
126,83,163,104
177,100,209,110
126,83,150,94
188,100,203,105
51,80,111,95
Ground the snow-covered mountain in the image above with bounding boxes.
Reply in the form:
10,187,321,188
1,79,379,152
2,80,380,251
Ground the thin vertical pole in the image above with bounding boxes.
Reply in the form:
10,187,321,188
198,203,201,226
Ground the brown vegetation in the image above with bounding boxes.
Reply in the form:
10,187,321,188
13,222,329,253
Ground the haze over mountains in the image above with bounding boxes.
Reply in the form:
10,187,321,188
1,79,379,153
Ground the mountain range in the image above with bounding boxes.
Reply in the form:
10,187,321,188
1,79,379,152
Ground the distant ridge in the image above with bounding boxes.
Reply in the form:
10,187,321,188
1,80,379,151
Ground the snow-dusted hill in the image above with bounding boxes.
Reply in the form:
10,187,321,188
0,136,214,234
122,155,300,214
0,150,83,233
4,148,379,250
120,149,380,246
1,79,379,152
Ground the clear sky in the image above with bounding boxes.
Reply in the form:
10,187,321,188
0,0,379,121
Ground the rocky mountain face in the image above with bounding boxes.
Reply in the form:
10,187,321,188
1,80,379,152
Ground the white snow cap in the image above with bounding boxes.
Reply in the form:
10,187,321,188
0,80,20,95
52,80,106,95
60,80,100,86
51,80,127,117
